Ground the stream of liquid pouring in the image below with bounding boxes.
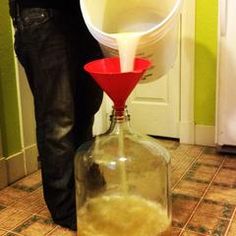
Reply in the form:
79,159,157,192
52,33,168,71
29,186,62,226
105,7,162,72
113,32,142,72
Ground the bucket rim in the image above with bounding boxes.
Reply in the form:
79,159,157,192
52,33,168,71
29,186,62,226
80,0,183,40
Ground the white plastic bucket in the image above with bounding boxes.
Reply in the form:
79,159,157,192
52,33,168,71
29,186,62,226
80,0,183,83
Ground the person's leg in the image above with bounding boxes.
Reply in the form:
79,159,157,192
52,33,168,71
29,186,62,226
13,8,103,230
15,13,77,228
65,11,104,149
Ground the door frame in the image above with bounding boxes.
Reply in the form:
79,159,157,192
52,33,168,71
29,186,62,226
94,0,196,144
179,0,195,144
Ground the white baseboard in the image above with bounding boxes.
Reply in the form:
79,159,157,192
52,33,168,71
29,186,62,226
0,158,8,189
6,152,25,184
24,144,38,175
195,125,215,146
4,144,38,185
179,121,195,144
0,142,38,188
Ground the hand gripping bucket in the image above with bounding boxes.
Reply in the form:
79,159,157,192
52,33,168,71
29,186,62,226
80,0,183,83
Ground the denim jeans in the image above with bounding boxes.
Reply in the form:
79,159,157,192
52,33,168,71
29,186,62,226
10,5,103,229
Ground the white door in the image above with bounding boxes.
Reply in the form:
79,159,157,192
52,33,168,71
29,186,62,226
94,0,195,141
127,32,180,138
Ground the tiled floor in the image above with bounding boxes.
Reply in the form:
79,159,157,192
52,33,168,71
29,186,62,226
0,140,236,235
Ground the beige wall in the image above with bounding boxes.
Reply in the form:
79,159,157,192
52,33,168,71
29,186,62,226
18,63,38,175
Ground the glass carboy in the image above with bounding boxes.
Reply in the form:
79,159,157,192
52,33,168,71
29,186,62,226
74,57,172,236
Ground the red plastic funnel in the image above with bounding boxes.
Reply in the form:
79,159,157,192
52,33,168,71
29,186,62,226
84,57,151,111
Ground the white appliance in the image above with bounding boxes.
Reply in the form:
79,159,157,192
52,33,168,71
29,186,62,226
216,0,236,152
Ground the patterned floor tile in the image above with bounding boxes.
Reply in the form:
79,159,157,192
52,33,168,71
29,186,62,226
202,147,218,155
184,163,218,184
155,138,180,150
12,215,56,236
172,194,199,228
171,173,183,189
11,171,42,193
11,189,45,213
173,180,208,198
187,213,229,235
0,187,30,206
4,232,23,236
227,221,236,236
0,229,8,236
173,144,191,154
181,231,207,235
227,214,236,236
0,207,32,230
195,198,234,220
185,145,204,158
36,207,51,219
171,148,201,188
171,227,182,236
196,153,224,167
186,197,233,235
47,226,76,235
223,156,236,170
205,184,236,205
171,147,198,173
0,204,6,212
213,168,236,188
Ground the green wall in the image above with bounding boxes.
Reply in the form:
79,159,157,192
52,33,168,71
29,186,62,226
195,0,218,126
0,0,22,156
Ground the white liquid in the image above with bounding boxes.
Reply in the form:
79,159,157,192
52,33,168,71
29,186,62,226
113,32,141,72
104,8,162,72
